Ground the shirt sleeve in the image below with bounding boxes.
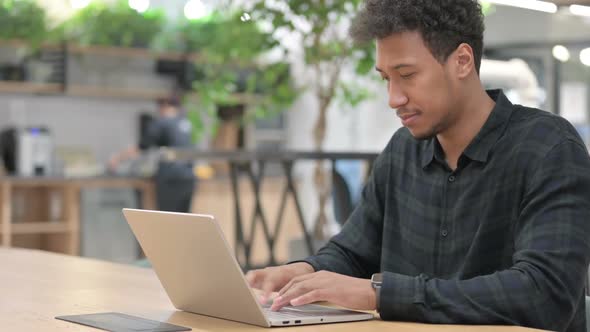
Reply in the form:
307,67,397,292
299,140,391,278
379,139,590,331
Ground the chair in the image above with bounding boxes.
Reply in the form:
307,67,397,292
332,170,354,226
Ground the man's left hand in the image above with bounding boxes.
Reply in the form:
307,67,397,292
270,271,377,311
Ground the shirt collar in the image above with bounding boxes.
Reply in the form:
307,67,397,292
421,89,514,169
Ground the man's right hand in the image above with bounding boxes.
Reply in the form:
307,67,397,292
245,262,315,304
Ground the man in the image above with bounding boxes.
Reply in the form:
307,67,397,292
109,96,195,213
245,1,590,331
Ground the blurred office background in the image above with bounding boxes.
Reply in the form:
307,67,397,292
0,0,589,269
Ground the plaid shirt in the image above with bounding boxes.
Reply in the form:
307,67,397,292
302,90,590,332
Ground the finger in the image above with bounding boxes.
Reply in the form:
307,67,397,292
257,294,268,305
245,270,261,288
291,289,329,307
278,272,316,296
274,272,336,310
271,280,314,311
260,278,279,303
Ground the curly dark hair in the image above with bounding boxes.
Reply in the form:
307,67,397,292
350,0,485,74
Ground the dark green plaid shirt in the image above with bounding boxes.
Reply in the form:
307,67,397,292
303,90,590,332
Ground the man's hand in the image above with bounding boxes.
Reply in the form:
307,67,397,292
245,263,314,304
270,271,376,312
107,156,120,172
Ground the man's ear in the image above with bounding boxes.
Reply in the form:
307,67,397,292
453,43,475,79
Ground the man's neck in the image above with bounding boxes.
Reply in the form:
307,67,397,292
437,88,496,171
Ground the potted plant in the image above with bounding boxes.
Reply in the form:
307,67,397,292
55,0,165,48
246,1,375,239
159,11,298,145
0,0,48,46
0,0,49,81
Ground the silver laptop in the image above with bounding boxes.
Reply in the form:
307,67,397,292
122,209,374,327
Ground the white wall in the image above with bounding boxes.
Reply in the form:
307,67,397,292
484,6,590,47
0,94,151,164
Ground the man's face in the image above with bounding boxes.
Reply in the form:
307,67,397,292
376,31,459,140
158,102,177,117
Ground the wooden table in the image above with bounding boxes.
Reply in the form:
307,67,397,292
0,248,546,332
0,177,156,255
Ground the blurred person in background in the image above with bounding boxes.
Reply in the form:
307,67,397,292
109,96,195,213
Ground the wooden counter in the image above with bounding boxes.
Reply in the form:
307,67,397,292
0,176,156,255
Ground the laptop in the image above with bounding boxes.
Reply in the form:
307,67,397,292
122,209,374,327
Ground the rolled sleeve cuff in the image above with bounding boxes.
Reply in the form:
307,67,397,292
380,271,426,321
287,257,323,272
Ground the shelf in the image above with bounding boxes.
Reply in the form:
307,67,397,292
0,81,262,103
0,40,200,62
67,85,169,100
0,40,259,102
0,39,63,51
0,81,63,94
68,44,201,62
4,222,73,235
0,81,167,100
0,39,30,48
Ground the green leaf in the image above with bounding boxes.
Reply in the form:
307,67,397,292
0,0,48,47
58,0,166,48
245,0,376,148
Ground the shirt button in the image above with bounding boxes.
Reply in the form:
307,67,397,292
448,175,456,183
441,230,448,237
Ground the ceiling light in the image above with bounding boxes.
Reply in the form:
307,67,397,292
184,0,209,20
70,0,91,10
129,0,150,13
552,45,570,63
483,0,557,13
580,48,590,67
570,5,590,17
